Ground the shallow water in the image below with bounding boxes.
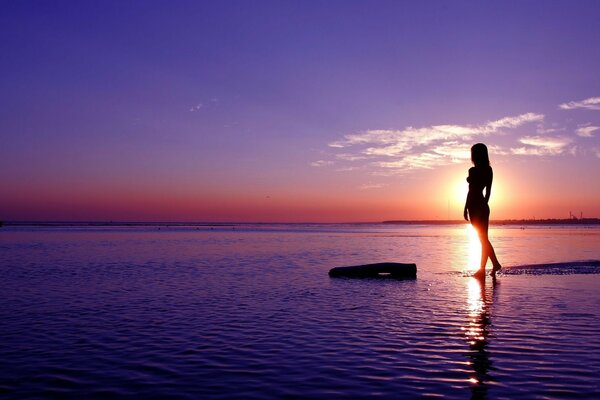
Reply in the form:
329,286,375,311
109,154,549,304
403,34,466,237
1,224,599,399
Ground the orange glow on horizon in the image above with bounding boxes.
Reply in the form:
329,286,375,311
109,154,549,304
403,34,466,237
2,159,599,222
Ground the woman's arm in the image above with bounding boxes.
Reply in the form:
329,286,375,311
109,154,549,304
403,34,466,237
464,168,472,221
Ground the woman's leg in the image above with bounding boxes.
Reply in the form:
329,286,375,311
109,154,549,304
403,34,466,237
478,218,501,273
488,240,501,273
471,218,487,278
478,225,490,271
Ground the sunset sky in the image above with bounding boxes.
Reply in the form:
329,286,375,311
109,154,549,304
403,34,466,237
1,1,599,222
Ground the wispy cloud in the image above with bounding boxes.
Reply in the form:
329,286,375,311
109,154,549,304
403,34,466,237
511,136,572,156
325,112,543,172
431,141,472,161
536,125,562,134
335,166,359,172
335,153,367,161
373,142,473,172
190,98,220,112
310,160,334,167
376,152,447,170
568,146,578,156
319,97,600,176
329,113,543,155
559,97,600,111
487,144,511,156
358,183,387,190
485,113,545,131
576,125,599,138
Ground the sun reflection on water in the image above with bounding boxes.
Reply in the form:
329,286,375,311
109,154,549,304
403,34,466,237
466,224,481,271
466,279,486,344
463,278,496,398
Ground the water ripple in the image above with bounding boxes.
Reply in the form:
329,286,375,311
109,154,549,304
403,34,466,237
0,226,599,398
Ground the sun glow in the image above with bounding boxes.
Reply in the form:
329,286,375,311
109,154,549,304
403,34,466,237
452,170,507,220
488,175,506,213
453,174,468,209
465,278,487,386
466,224,481,271
466,279,484,344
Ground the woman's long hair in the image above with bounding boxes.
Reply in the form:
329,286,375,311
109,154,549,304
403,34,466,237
471,143,490,167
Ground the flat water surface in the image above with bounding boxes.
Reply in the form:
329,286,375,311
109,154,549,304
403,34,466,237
1,224,599,399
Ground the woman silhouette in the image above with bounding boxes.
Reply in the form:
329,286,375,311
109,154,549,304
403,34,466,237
464,143,502,278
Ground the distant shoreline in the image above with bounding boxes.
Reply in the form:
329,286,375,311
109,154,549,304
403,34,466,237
1,218,599,227
383,218,600,226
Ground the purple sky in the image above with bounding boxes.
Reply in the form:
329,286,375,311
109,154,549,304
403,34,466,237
1,1,599,221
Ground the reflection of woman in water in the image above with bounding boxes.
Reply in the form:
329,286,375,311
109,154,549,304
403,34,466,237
464,143,502,278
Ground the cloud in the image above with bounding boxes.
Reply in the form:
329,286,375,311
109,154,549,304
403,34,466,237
511,136,572,156
376,152,447,170
487,144,510,156
358,183,387,190
190,98,220,112
310,160,334,167
374,141,472,171
536,125,562,134
559,97,600,111
335,153,367,161
329,129,409,148
484,113,545,131
335,166,359,172
325,112,543,172
569,146,578,156
431,141,472,161
329,113,543,157
576,125,598,137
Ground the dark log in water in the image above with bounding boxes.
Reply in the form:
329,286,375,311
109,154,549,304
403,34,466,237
329,262,417,279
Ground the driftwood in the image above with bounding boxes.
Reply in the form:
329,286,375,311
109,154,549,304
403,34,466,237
328,262,417,279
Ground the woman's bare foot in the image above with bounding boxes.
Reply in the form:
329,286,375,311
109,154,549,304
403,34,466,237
491,263,502,276
473,269,486,279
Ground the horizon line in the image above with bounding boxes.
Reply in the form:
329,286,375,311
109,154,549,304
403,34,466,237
2,217,600,227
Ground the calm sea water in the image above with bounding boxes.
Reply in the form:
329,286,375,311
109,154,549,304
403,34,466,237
1,224,599,399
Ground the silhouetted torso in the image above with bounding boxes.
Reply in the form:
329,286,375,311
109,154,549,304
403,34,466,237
466,166,492,222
